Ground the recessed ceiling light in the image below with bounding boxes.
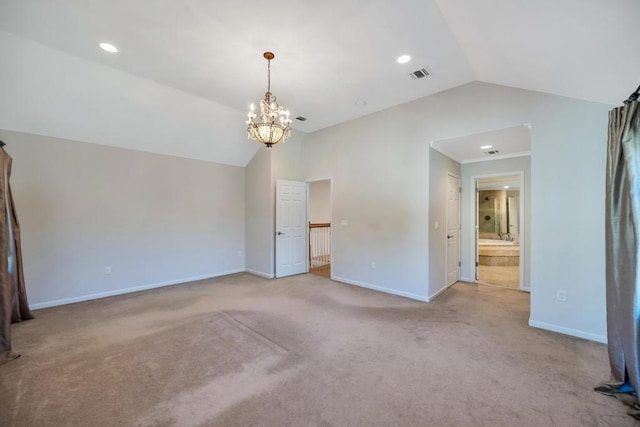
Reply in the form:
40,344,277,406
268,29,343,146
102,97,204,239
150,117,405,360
99,42,118,53
354,100,368,106
397,55,411,64
504,186,510,189
480,145,492,149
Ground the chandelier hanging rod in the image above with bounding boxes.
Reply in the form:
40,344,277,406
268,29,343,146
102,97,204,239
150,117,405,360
265,52,273,94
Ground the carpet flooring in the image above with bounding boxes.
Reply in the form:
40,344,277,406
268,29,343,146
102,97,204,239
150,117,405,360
0,273,634,426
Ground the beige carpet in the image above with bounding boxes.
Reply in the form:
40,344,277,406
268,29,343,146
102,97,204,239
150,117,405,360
0,273,634,426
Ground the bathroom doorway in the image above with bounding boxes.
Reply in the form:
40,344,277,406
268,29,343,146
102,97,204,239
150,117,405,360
475,174,522,289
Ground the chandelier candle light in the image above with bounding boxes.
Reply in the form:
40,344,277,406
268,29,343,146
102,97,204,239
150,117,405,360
246,52,292,149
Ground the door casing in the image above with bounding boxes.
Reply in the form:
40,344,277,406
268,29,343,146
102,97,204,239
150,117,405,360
470,171,526,290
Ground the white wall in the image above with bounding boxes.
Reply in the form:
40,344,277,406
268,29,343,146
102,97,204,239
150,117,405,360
3,129,245,308
309,180,331,224
302,109,431,302
245,148,272,278
297,81,612,342
460,156,531,288
271,135,306,184
530,101,608,342
429,149,461,297
244,135,306,278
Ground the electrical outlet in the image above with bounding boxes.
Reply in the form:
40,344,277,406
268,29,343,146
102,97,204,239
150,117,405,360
371,261,376,269
557,290,566,302
237,250,243,257
104,266,112,275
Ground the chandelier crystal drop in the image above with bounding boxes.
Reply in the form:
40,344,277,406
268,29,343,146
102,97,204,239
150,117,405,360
246,52,292,149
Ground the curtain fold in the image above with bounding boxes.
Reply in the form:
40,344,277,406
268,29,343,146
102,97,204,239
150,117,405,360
0,146,32,365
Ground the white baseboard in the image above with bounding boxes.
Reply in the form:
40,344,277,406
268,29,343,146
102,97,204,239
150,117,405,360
29,269,245,310
428,285,449,302
245,269,274,279
528,319,607,344
331,276,430,303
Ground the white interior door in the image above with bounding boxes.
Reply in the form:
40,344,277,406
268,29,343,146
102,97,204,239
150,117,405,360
275,180,308,278
446,173,460,287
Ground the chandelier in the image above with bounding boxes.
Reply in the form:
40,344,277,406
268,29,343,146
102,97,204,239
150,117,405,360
246,52,292,149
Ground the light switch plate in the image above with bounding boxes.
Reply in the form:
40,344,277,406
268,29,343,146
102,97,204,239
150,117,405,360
341,219,349,226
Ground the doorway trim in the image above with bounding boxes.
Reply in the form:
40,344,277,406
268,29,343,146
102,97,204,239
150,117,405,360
307,178,333,279
470,171,527,291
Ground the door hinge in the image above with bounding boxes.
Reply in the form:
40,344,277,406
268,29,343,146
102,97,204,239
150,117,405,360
459,187,462,193
458,261,461,267
476,262,479,267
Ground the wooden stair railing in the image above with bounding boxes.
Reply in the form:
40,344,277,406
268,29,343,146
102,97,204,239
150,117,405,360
309,222,331,277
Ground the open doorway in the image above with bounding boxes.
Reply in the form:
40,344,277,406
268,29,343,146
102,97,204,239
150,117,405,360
308,179,331,278
431,124,531,291
475,174,523,289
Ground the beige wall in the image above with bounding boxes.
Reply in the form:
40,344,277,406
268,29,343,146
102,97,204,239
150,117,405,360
429,149,461,296
245,148,272,277
301,105,431,301
244,135,306,278
309,180,331,224
3,129,245,307
296,81,611,342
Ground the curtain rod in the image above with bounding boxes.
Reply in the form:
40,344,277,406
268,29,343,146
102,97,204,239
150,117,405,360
624,83,640,104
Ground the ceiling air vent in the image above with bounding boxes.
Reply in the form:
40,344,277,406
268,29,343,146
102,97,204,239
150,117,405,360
409,68,430,80
485,150,500,155
296,116,307,121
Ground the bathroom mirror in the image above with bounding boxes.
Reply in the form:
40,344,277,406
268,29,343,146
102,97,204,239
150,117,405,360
477,176,520,238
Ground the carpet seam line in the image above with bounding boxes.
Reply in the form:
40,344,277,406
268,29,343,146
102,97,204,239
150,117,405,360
217,310,290,353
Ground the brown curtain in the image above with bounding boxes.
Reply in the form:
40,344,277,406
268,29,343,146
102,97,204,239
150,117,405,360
595,101,640,417
0,145,33,366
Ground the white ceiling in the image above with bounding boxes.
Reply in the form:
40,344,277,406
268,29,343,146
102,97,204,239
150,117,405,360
0,0,638,165
431,124,531,163
435,0,640,104
477,176,521,191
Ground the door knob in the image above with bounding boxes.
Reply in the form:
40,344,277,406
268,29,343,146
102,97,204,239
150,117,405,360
447,235,453,239
277,231,284,235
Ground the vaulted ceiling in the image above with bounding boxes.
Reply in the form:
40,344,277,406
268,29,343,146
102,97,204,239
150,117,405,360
1,0,638,166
